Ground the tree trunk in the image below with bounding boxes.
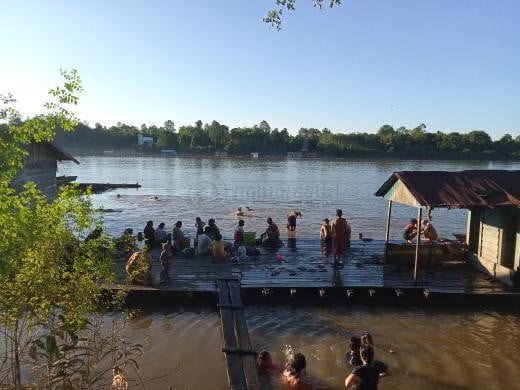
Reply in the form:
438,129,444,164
13,320,22,390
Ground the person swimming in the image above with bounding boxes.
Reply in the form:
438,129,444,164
236,207,245,217
345,345,389,389
346,336,362,367
282,352,307,389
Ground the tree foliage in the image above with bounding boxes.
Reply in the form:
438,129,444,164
264,0,342,30
0,70,119,388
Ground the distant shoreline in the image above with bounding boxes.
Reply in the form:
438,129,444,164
61,148,520,163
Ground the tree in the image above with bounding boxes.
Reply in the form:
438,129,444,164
0,70,118,388
164,119,175,133
264,0,342,30
205,120,229,149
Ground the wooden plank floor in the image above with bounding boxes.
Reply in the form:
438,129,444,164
115,239,510,295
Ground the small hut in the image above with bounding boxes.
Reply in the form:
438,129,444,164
12,141,79,200
375,170,520,286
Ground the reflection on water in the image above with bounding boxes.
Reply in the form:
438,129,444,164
59,156,520,240
121,307,520,389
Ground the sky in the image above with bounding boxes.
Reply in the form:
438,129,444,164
1,0,519,138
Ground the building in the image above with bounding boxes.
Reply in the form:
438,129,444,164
375,170,520,286
12,141,79,200
137,133,154,146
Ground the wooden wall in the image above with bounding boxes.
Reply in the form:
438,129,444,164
12,143,59,200
467,207,520,286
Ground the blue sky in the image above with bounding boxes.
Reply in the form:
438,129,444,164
1,0,519,137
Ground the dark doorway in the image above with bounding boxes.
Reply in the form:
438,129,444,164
501,214,518,269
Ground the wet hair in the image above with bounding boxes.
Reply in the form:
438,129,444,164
361,333,374,347
175,221,182,227
238,219,245,226
336,209,343,217
360,345,374,365
350,336,361,352
289,353,307,377
257,351,272,371
146,220,153,226
323,218,329,224
204,226,211,234
158,222,165,229
411,218,418,225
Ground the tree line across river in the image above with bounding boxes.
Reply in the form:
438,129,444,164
48,119,520,159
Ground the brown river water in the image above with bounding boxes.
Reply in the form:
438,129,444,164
59,156,520,389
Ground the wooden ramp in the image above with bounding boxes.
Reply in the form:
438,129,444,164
217,278,259,390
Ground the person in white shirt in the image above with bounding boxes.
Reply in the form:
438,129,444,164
155,222,167,244
197,226,213,256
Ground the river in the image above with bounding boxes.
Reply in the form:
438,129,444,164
59,156,520,389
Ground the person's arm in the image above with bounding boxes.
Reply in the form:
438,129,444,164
344,373,357,389
379,368,391,378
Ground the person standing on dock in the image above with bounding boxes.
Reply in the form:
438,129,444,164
234,219,245,248
331,209,348,265
143,221,155,249
194,217,205,247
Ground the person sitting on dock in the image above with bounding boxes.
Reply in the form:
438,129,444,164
282,352,308,389
159,242,172,284
320,218,332,245
331,209,348,265
234,219,245,248
422,219,438,242
287,211,302,232
155,222,168,244
261,217,282,248
212,234,229,261
196,226,213,256
125,248,153,286
403,218,418,243
143,221,155,248
345,345,389,389
207,218,221,240
172,221,190,251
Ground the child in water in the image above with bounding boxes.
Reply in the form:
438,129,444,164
346,336,362,367
282,346,308,390
320,218,332,244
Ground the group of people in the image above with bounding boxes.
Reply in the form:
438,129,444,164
256,332,389,389
403,218,438,244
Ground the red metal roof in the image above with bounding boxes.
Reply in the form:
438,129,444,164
375,170,520,208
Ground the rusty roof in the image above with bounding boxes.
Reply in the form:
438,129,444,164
375,170,520,208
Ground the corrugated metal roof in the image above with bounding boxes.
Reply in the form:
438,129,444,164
44,142,80,164
375,170,520,208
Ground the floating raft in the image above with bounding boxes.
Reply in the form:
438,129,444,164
117,239,519,307
75,182,141,193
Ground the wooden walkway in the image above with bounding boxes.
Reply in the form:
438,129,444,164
115,239,517,305
217,278,259,390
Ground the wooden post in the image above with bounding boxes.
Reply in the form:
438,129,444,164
413,207,422,283
383,200,393,261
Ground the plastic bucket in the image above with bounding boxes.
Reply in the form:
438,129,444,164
244,231,256,246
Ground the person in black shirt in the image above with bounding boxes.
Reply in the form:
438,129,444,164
345,346,389,390
143,221,155,249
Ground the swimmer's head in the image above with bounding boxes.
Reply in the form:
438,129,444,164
361,333,373,347
257,351,272,370
175,221,182,228
290,353,307,376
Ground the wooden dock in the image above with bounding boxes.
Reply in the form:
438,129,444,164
217,278,259,390
116,239,519,307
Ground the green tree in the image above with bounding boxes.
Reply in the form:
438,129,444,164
164,119,175,133
0,70,117,388
205,120,229,149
